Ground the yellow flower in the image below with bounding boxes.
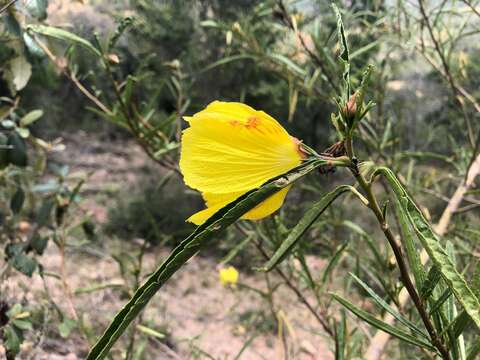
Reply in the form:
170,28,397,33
219,266,239,286
180,101,305,225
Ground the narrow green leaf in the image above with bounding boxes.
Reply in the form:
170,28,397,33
393,196,426,288
349,273,427,338
349,39,380,59
342,220,385,268
26,25,101,57
322,242,349,284
335,310,347,360
332,3,350,97
12,319,33,331
136,325,165,339
466,339,480,360
450,311,473,340
332,293,436,352
198,54,254,74
260,185,352,272
4,325,21,355
421,266,442,300
332,4,349,63
86,159,331,359
429,288,452,316
375,166,480,330
268,53,306,76
10,187,25,214
20,109,43,127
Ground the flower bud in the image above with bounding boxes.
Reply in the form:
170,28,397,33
342,92,358,125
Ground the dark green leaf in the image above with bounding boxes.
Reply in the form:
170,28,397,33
421,266,442,300
332,293,436,351
0,132,9,169
375,166,480,329
260,185,352,272
350,273,427,338
12,254,37,277
31,232,48,255
10,187,25,214
36,198,55,227
322,242,349,284
7,132,27,167
26,25,102,57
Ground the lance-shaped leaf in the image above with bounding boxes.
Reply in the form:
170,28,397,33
349,273,427,338
331,293,437,352
26,25,101,57
393,196,426,288
374,166,480,330
322,242,349,284
259,185,353,272
86,159,333,359
421,266,442,300
332,3,350,97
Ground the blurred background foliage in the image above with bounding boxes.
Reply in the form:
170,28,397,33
1,0,479,359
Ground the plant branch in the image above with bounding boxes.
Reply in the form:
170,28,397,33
0,0,17,14
346,134,450,359
417,0,476,148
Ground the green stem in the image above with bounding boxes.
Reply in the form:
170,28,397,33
346,135,450,360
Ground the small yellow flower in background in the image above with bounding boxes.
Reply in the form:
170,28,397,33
219,266,239,286
180,101,305,225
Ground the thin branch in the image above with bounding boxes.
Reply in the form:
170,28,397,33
276,0,341,94
0,0,17,14
460,0,480,18
418,0,476,147
31,34,113,115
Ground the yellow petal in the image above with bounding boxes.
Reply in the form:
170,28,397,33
242,186,291,220
187,186,292,225
180,101,302,194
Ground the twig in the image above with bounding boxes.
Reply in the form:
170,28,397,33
418,0,476,148
31,34,112,115
0,0,17,14
460,0,480,18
